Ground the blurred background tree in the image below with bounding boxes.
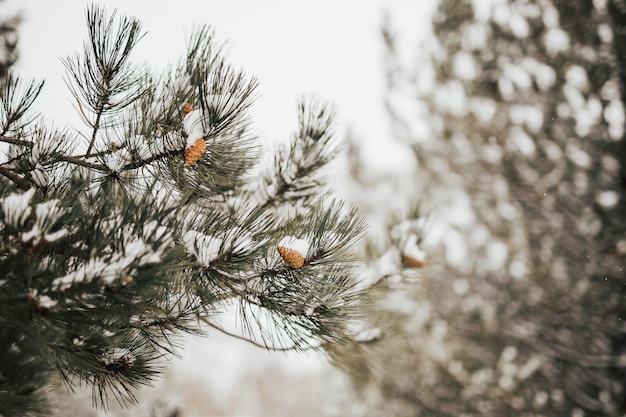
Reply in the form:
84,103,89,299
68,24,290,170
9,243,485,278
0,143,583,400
339,0,626,415
0,0,20,77
0,6,371,416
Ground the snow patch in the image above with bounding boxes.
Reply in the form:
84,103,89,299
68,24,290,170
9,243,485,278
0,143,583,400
102,152,127,173
509,126,536,157
183,230,223,267
453,51,479,80
402,236,426,264
277,236,310,256
126,134,151,160
521,58,556,91
509,12,530,38
2,188,35,228
52,238,162,291
544,28,569,55
452,278,470,296
183,109,205,149
21,199,68,245
37,295,57,309
566,143,592,168
223,227,255,254
596,191,619,208
501,61,532,91
31,164,48,189
518,355,542,380
565,65,588,91
604,98,625,140
509,105,543,133
358,249,400,289
469,97,497,124
354,327,382,343
143,220,172,251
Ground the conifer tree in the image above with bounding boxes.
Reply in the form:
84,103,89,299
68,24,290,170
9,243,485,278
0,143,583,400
0,7,370,416
339,0,626,415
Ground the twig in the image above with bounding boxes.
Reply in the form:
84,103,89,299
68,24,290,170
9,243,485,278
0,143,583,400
121,148,180,171
0,166,31,190
50,153,109,171
199,317,320,352
0,135,32,148
0,134,109,171
86,87,108,155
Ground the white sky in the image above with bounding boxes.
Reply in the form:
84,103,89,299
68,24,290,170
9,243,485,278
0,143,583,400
6,0,435,167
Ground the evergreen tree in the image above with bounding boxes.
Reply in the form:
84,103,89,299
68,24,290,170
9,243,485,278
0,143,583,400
340,0,626,415
0,6,370,416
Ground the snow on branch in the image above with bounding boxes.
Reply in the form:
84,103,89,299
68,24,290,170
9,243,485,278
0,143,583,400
258,98,340,208
1,187,35,228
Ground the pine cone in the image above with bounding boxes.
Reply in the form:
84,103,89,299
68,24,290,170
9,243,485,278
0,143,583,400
277,246,306,268
184,138,207,166
183,102,194,115
402,254,426,268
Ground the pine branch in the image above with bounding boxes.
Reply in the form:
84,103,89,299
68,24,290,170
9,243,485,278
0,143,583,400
0,165,29,190
0,134,30,147
259,98,340,208
62,6,147,154
0,71,44,135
